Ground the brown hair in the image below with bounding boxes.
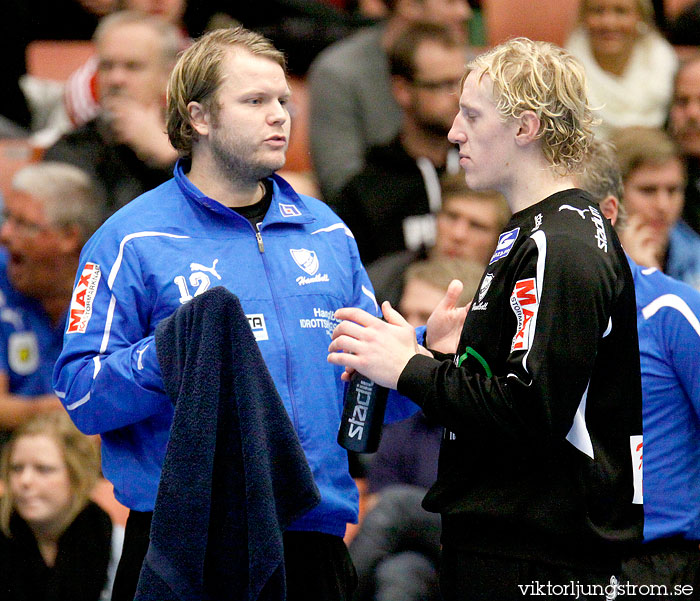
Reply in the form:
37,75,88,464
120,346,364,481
609,126,686,183
389,21,463,79
404,257,485,304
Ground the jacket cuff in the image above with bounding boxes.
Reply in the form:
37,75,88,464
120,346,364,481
397,354,441,409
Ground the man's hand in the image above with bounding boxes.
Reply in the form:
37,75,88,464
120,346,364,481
102,97,177,167
426,279,469,354
619,215,664,270
328,302,422,389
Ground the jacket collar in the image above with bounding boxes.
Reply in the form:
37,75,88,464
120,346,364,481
173,159,315,227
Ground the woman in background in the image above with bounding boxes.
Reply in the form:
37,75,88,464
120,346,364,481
0,411,123,601
566,0,678,135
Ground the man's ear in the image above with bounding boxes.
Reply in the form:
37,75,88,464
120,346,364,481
188,101,209,136
599,194,619,226
514,111,540,147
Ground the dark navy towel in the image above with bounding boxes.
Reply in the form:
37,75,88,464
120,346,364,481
134,286,321,601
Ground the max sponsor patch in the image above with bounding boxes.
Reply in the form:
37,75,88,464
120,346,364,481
67,263,101,334
489,228,519,265
509,277,538,352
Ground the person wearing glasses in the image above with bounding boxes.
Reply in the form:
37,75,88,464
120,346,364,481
0,162,103,446
336,22,467,266
308,0,473,207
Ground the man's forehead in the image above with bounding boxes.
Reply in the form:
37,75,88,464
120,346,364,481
6,189,39,206
220,48,286,80
4,189,50,221
460,71,495,104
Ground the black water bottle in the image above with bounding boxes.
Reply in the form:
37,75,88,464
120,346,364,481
337,371,389,453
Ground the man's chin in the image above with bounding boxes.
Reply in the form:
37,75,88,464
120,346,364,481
263,158,287,177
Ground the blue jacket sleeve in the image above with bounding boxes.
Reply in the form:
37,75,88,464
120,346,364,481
662,293,700,418
52,234,171,435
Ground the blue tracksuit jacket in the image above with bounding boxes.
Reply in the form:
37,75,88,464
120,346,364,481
629,257,700,542
53,161,415,536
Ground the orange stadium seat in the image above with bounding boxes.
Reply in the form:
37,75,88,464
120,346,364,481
26,40,95,81
91,477,129,527
285,75,312,173
481,0,580,47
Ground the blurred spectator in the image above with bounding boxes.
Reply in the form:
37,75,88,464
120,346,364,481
0,162,103,446
308,0,473,206
430,175,509,264
43,11,180,217
609,126,700,290
63,0,190,133
1,0,120,134
178,0,371,76
337,22,465,264
576,137,700,600
0,411,124,601
369,172,508,307
398,257,483,328
669,55,700,236
565,0,678,135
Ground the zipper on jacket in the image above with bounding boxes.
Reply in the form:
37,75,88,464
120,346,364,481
255,222,265,252
255,225,300,432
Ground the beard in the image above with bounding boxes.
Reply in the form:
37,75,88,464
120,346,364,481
209,131,285,183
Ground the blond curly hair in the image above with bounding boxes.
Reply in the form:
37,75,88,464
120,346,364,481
466,38,596,174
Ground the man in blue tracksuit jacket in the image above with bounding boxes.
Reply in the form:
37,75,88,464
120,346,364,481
577,139,700,593
52,26,414,601
621,258,700,591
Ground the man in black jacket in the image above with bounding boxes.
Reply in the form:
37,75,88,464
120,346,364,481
336,21,467,264
329,38,643,601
